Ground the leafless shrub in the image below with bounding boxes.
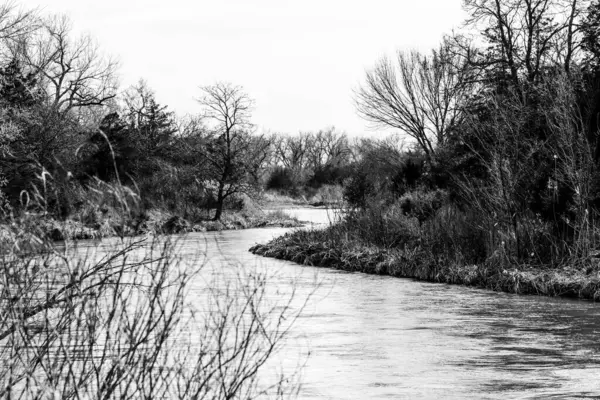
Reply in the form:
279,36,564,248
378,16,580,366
454,72,600,264
452,88,548,260
0,233,311,399
0,172,313,399
542,73,600,258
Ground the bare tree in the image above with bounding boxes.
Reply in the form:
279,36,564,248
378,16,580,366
462,0,589,83
271,129,352,189
310,128,352,169
122,79,154,125
355,41,469,160
269,133,304,189
14,14,119,115
0,1,38,52
272,132,310,186
199,82,254,134
197,82,270,220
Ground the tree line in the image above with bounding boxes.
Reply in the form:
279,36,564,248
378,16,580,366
0,3,371,224
350,0,600,264
5,0,600,267
0,2,448,228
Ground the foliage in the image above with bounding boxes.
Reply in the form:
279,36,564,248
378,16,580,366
266,166,295,192
343,138,426,209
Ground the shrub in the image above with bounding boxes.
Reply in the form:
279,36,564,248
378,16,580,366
420,205,488,264
309,184,344,205
308,164,351,188
266,166,295,192
344,201,421,248
343,172,375,209
398,188,448,223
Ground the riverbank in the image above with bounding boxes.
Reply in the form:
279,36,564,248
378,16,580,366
0,208,304,243
260,188,344,209
0,188,338,243
250,227,600,301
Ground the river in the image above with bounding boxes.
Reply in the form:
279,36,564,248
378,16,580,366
81,208,600,399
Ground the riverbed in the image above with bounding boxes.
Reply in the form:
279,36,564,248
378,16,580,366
80,208,600,399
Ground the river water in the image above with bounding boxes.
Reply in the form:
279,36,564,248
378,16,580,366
83,208,600,399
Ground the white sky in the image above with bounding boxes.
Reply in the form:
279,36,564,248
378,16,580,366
21,0,466,136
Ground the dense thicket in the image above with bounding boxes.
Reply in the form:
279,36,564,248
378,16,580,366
350,0,600,268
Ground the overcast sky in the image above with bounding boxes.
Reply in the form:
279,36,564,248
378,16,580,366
21,0,466,136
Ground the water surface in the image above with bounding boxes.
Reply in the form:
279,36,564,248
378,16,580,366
84,209,600,399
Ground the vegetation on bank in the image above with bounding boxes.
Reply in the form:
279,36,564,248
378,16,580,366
250,0,600,301
261,185,345,209
0,2,355,235
251,224,600,300
0,207,303,241
0,197,303,243
0,5,314,396
0,148,309,398
0,215,309,398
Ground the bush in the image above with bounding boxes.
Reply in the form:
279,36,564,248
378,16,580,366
398,188,448,223
308,164,351,188
344,201,421,248
343,172,375,209
342,148,427,209
420,205,488,264
308,184,344,205
266,166,295,192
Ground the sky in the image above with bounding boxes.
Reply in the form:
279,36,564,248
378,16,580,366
20,0,467,136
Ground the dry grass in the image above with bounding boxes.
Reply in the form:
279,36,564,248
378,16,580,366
250,224,600,301
0,171,312,398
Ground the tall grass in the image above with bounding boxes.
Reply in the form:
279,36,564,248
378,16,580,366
0,173,311,398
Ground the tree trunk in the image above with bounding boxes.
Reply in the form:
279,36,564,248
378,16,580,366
213,183,225,221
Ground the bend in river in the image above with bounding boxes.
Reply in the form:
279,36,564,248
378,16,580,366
79,208,600,399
